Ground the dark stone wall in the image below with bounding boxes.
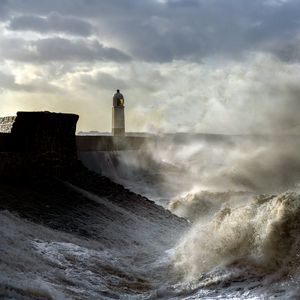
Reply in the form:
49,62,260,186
0,111,79,178
11,112,79,161
0,133,13,151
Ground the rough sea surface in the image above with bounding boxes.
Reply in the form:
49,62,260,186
2,134,300,299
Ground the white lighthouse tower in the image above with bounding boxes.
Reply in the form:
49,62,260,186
112,89,125,136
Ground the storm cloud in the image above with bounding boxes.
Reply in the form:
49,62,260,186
0,37,131,63
2,0,300,62
8,12,94,37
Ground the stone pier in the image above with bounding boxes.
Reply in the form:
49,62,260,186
0,111,79,177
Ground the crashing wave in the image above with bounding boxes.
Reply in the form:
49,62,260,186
168,190,252,222
174,192,300,279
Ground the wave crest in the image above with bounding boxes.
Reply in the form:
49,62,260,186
168,190,251,222
174,192,300,279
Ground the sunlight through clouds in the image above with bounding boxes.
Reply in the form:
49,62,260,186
0,0,300,132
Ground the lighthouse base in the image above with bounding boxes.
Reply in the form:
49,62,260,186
112,107,125,136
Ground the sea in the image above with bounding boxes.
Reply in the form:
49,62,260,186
2,133,300,299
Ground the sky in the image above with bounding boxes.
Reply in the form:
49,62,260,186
0,0,300,133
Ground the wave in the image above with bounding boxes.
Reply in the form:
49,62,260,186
79,135,300,211
76,137,300,297
174,192,300,280
168,190,252,222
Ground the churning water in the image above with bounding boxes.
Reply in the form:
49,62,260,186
2,134,300,299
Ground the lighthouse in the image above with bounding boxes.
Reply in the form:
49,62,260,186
112,89,125,136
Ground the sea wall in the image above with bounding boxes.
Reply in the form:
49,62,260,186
11,112,79,160
0,111,79,177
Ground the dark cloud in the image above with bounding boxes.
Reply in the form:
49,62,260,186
265,39,300,62
4,0,158,18
8,12,94,37
33,37,131,62
86,0,300,62
0,37,131,63
2,0,300,62
0,0,8,19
